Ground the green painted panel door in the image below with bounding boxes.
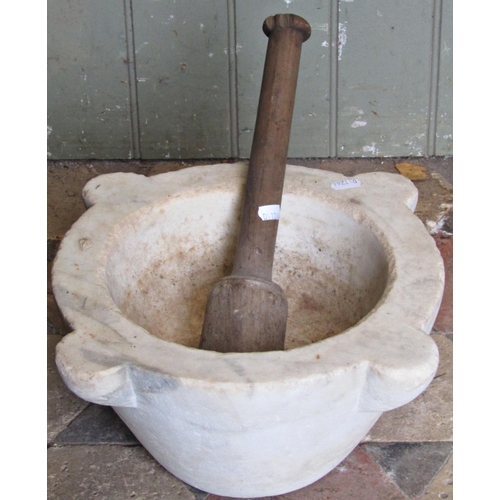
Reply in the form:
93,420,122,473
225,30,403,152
132,0,232,159
47,0,132,159
47,0,452,159
336,0,434,157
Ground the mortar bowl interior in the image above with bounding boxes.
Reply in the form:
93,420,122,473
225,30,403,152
105,189,390,350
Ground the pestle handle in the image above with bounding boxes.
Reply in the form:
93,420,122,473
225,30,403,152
199,14,310,353
231,14,311,281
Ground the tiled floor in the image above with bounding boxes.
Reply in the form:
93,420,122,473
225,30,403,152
47,157,453,499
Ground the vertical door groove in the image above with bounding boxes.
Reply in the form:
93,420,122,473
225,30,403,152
329,0,339,157
123,0,141,158
226,0,239,157
427,0,443,155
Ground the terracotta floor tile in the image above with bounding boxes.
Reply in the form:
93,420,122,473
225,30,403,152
208,447,407,500
432,237,453,334
414,175,452,235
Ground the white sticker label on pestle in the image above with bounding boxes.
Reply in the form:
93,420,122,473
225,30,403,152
258,204,280,221
331,179,362,190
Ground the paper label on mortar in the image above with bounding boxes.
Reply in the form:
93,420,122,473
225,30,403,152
331,179,362,190
258,204,280,221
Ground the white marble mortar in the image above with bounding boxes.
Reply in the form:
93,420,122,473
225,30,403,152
53,163,444,497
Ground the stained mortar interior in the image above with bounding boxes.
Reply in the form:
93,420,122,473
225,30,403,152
105,190,389,350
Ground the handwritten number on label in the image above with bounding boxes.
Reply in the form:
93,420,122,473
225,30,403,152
258,204,280,221
331,179,362,190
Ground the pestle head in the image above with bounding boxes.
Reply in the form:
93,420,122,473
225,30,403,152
199,276,288,353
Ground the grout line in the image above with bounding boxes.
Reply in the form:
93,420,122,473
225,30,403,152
329,1,340,158
123,0,142,159
226,0,239,158
426,0,443,156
